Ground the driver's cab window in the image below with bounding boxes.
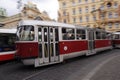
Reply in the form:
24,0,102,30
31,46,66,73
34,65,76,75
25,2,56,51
18,25,35,41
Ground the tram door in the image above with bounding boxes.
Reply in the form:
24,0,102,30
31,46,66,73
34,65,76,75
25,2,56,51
38,26,59,64
88,29,95,55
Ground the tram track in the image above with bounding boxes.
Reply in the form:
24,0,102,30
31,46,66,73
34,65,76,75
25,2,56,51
82,54,120,80
22,65,58,80
0,49,120,80
21,49,120,80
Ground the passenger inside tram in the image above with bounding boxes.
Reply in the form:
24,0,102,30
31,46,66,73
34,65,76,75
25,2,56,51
77,34,82,40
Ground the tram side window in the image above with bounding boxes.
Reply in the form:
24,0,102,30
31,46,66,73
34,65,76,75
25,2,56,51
76,29,86,40
55,28,59,41
96,31,101,39
62,28,75,40
50,28,53,42
44,28,48,42
101,32,107,39
115,34,119,39
106,33,112,39
38,28,42,42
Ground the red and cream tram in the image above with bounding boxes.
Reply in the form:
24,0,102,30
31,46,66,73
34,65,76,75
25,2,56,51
0,29,16,61
112,32,120,48
16,20,112,67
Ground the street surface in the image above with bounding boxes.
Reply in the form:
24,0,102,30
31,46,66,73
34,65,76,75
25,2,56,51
0,49,120,80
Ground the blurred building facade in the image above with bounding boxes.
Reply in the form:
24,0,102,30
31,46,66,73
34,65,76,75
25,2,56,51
58,0,120,32
0,2,52,28
0,7,7,27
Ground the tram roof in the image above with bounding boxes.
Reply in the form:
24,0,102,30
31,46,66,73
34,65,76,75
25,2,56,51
0,29,16,33
19,20,76,28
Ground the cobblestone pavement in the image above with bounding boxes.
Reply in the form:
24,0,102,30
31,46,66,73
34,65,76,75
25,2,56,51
0,49,120,80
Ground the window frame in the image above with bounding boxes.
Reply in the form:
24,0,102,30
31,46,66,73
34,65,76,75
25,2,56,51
62,28,75,40
76,29,86,40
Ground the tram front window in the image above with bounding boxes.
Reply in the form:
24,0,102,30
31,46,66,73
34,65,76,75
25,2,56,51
17,25,35,41
0,34,16,52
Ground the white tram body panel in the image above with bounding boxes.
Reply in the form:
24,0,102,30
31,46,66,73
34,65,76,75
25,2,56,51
16,20,112,67
0,29,16,34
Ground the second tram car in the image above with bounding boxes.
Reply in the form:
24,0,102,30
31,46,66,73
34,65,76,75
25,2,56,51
0,29,16,61
112,32,120,48
16,20,112,67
